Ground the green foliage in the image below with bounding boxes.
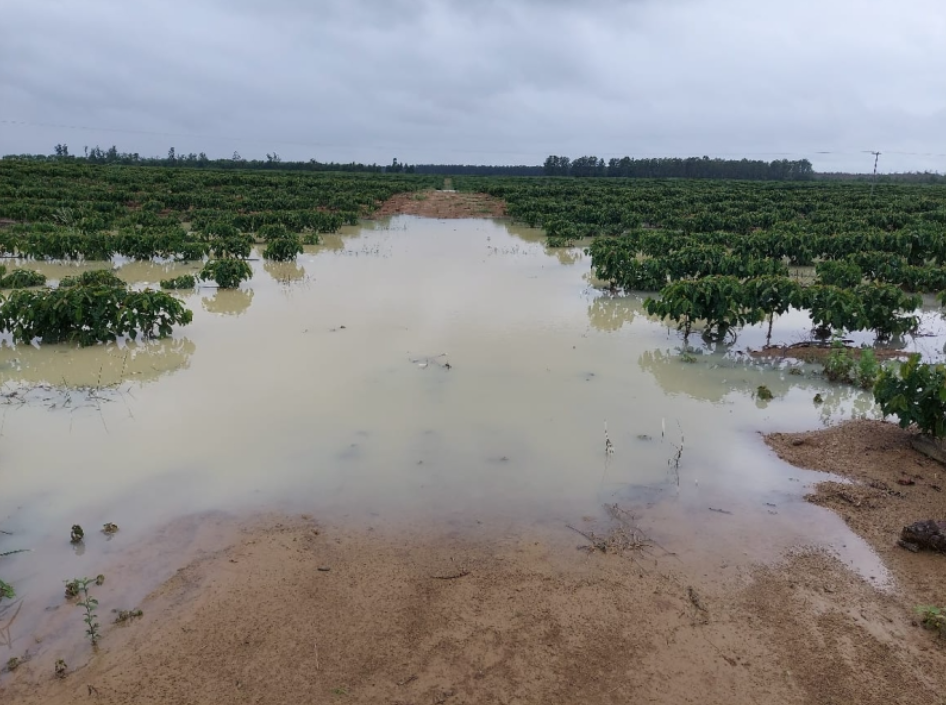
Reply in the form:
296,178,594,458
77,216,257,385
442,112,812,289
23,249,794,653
68,577,101,646
160,274,197,290
0,287,193,345
854,282,921,340
756,385,774,401
263,235,304,261
796,285,864,335
874,354,946,438
645,276,756,342
547,235,577,248
257,223,291,241
823,342,881,389
916,606,946,637
58,269,124,288
209,235,252,259
0,268,47,288
743,276,802,341
0,580,13,600
816,260,863,288
199,258,253,289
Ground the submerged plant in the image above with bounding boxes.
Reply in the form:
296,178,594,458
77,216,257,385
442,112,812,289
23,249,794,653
159,274,196,290
756,385,774,401
199,258,252,289
58,269,124,289
68,577,101,646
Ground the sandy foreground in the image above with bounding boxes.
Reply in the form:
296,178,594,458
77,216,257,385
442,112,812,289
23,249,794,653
2,420,946,704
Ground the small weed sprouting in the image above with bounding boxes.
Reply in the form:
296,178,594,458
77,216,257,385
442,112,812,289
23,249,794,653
55,658,67,678
102,523,119,535
0,580,14,600
67,577,101,646
114,608,143,624
756,385,774,401
916,606,946,637
64,579,80,599
95,574,105,586
6,657,20,672
70,525,84,544
813,393,824,405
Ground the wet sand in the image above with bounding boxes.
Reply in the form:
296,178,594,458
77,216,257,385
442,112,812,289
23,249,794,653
3,500,945,705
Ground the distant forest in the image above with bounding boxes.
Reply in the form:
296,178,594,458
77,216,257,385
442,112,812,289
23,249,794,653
1,145,941,182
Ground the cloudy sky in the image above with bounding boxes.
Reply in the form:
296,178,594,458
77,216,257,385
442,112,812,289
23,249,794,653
1,0,944,172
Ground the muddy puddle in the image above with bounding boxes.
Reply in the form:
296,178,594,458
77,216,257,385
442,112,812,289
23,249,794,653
4,215,944,653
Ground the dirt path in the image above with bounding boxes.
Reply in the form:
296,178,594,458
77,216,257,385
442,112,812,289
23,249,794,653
3,502,945,704
373,189,507,219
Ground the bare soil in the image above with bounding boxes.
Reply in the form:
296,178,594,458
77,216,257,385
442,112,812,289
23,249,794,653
373,190,507,219
767,419,946,609
4,500,946,704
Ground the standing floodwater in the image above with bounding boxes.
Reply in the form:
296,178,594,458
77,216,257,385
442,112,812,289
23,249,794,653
1,216,901,636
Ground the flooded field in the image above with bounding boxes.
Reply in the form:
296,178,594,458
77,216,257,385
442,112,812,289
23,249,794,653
3,215,945,657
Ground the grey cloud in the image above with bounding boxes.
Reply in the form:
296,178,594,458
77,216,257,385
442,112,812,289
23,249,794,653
0,0,944,171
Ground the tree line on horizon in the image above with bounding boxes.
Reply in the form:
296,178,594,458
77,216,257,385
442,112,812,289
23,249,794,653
0,145,940,182
543,155,815,180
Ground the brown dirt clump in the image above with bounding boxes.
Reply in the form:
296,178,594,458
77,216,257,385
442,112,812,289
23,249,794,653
4,510,946,705
766,419,946,608
373,190,507,219
749,343,908,363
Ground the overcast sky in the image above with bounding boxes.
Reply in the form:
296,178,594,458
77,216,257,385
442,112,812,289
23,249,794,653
1,0,944,172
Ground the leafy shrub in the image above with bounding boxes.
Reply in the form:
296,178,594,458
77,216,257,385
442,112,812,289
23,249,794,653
816,260,863,288
263,236,303,261
874,354,946,437
58,269,124,289
199,259,253,289
796,285,865,336
209,235,252,259
854,282,921,340
645,276,756,342
160,275,197,290
257,224,291,242
0,287,193,345
0,269,46,288
823,342,881,389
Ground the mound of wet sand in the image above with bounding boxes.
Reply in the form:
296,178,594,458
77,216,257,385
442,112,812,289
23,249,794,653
373,190,507,219
4,506,945,705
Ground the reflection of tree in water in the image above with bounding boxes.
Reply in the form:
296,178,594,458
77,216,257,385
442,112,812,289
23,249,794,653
263,260,306,284
587,294,648,332
0,337,196,388
502,222,546,245
202,290,254,317
116,261,200,286
816,385,878,426
546,246,583,266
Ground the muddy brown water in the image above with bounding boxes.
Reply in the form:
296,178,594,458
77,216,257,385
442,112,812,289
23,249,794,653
4,215,944,655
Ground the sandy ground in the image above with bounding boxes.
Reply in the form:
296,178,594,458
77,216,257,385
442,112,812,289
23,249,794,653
4,456,946,705
767,419,946,609
373,190,507,219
